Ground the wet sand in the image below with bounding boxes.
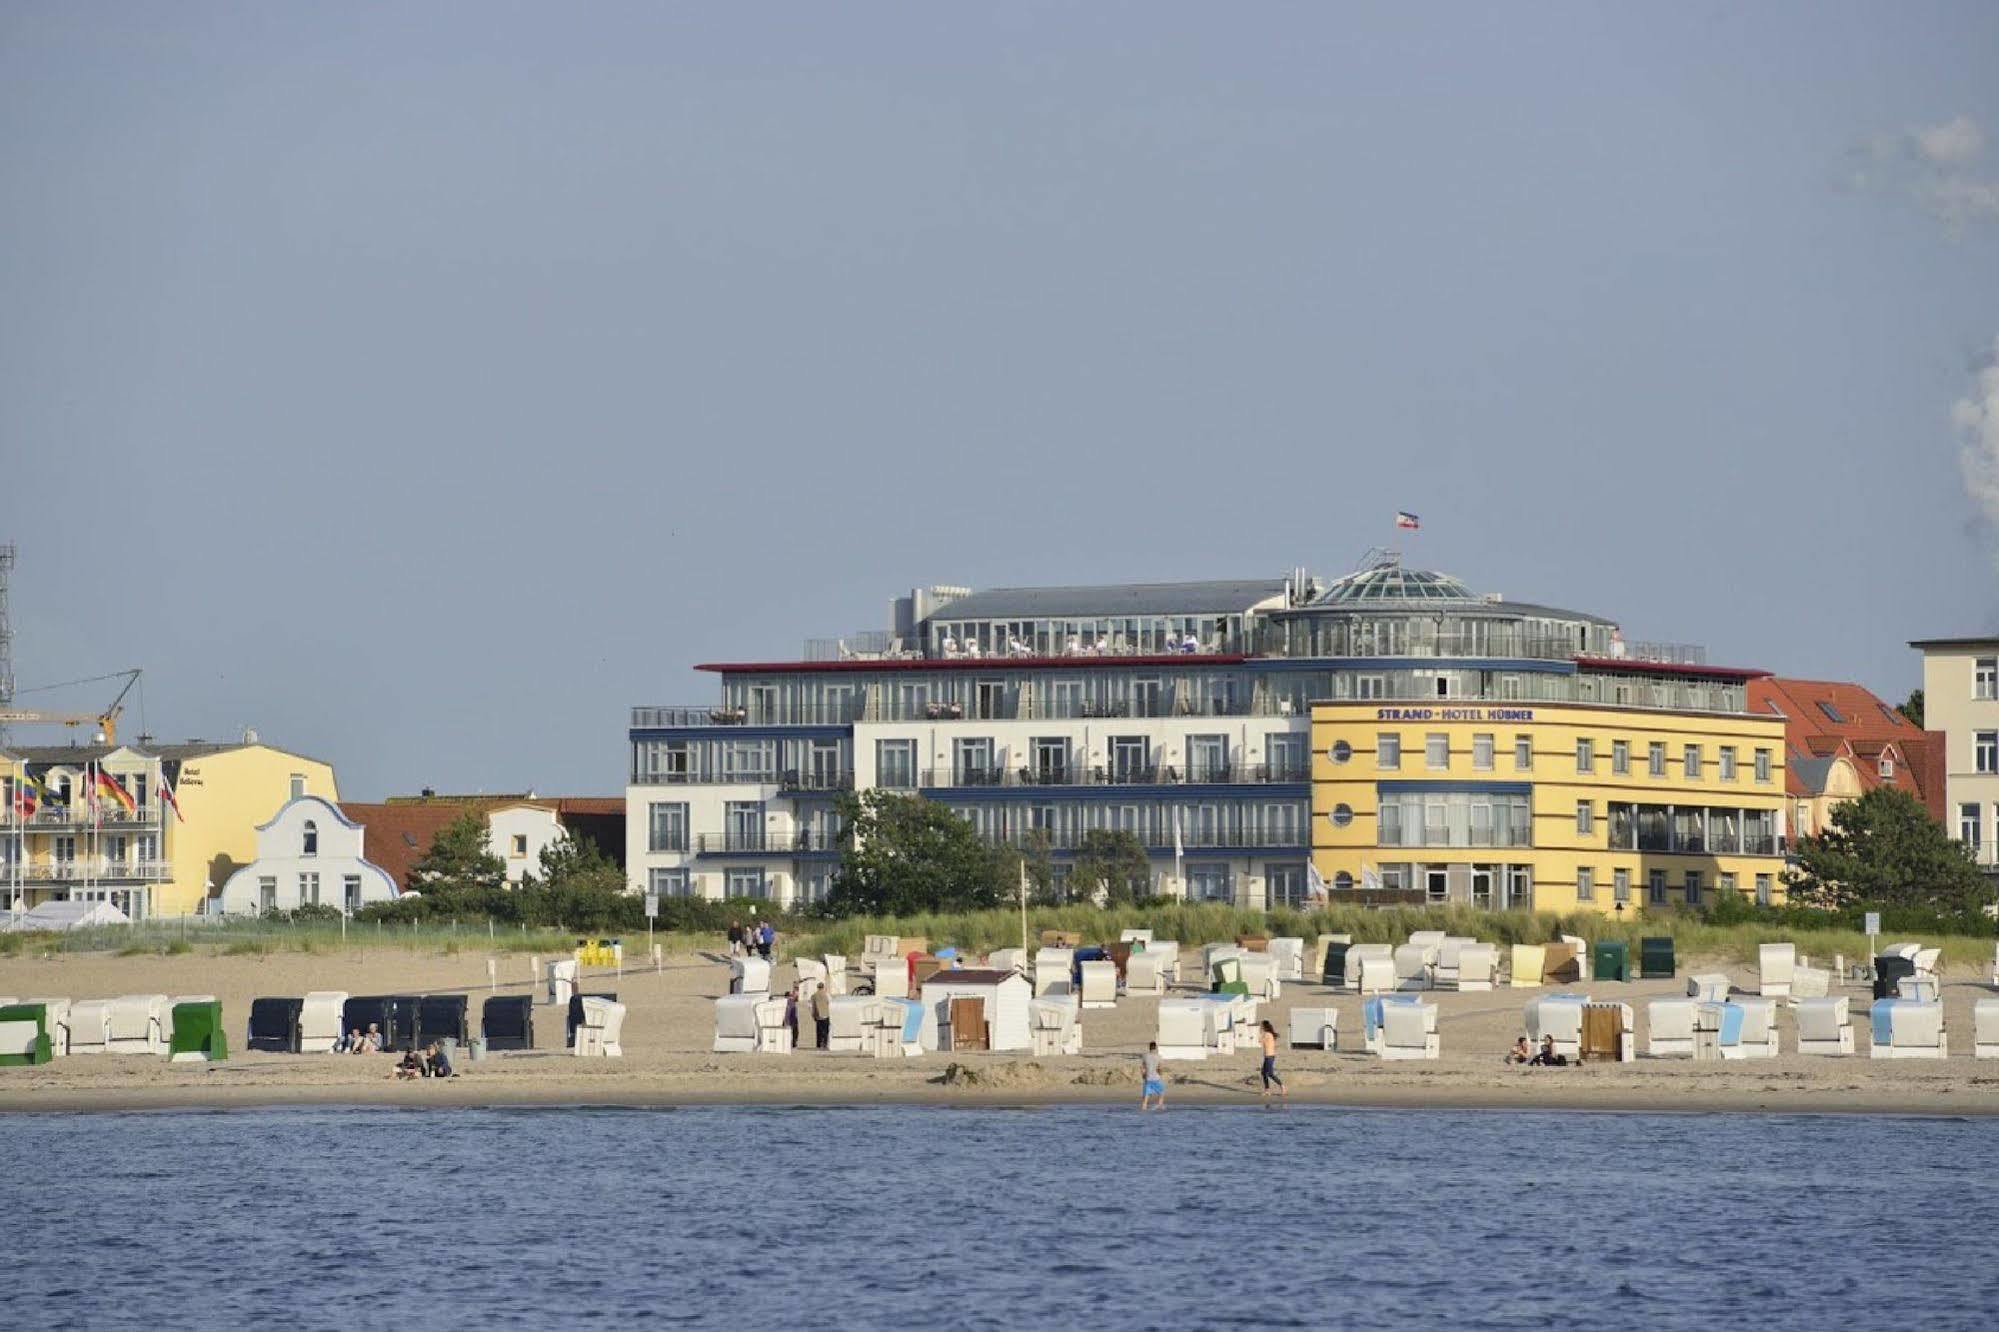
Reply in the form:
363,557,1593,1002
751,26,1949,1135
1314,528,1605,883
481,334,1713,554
3,946,1996,1115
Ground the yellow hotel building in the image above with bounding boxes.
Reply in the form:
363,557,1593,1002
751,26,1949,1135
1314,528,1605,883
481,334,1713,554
1312,696,1789,914
1,738,339,919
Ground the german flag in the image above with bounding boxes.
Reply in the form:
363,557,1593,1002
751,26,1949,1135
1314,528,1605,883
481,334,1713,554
95,767,137,813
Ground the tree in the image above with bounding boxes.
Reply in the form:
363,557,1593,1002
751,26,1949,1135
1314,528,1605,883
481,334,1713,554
1898,689,1925,728
1068,830,1153,906
1785,786,1987,913
407,811,506,894
521,832,636,931
826,790,1009,916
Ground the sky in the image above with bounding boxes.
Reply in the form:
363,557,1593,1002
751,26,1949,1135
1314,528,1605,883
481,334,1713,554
2,3,1997,799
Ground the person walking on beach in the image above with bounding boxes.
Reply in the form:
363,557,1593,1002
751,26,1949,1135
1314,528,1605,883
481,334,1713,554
1140,1041,1166,1111
1258,1020,1287,1099
727,920,745,959
756,920,775,961
812,982,832,1050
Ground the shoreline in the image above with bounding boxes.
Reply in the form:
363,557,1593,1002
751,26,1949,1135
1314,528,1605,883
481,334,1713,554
5,1079,1996,1117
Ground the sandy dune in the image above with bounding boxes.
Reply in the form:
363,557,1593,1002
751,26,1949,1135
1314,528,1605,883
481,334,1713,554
2,946,1996,1114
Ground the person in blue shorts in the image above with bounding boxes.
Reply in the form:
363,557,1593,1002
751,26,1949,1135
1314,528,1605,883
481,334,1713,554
1140,1041,1166,1111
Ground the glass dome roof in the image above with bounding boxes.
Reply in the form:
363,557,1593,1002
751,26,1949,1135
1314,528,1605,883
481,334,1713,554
1311,564,1477,605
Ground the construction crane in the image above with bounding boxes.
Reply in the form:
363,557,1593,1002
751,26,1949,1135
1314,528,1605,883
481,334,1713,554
0,669,143,745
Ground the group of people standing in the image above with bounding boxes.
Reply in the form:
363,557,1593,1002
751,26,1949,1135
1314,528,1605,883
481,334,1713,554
726,919,776,960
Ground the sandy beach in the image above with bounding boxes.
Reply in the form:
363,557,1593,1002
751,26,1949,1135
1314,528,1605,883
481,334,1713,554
3,946,1995,1115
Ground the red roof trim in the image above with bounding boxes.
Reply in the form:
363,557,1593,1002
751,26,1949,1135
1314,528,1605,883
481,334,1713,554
1572,656,1770,681
696,653,1251,674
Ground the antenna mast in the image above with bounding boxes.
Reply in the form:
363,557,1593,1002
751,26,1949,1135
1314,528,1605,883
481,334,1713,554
0,543,14,748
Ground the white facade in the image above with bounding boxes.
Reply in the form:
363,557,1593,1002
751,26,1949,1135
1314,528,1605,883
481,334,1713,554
1914,639,1999,872
489,804,564,883
217,795,399,916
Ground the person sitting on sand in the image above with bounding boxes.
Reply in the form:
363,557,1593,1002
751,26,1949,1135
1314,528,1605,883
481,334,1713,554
1529,1035,1568,1067
334,1027,357,1054
1507,1036,1532,1065
423,1041,455,1078
364,1022,385,1053
393,1047,425,1080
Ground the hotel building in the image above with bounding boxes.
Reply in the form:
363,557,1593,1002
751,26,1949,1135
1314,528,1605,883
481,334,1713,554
1908,637,1999,875
627,556,1789,914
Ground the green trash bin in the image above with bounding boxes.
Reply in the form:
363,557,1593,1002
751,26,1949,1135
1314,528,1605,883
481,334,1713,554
1639,936,1676,979
0,1002,54,1067
1592,939,1630,983
169,1001,228,1062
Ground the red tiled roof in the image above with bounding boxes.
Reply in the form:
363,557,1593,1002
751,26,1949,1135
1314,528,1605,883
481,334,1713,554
342,795,626,889
1749,678,1940,816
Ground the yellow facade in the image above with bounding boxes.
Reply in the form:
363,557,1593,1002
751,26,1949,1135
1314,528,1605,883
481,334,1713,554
2,743,338,918
1311,700,1789,915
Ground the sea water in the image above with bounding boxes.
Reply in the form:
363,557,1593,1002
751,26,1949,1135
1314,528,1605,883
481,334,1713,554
6,1105,1995,1331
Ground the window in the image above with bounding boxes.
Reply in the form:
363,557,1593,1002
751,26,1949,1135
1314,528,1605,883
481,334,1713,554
1683,744,1702,779
1960,803,1982,853
1514,736,1533,771
1328,739,1353,765
289,773,306,799
1648,742,1666,778
1575,800,1594,835
1104,736,1146,784
1754,873,1772,906
1647,869,1667,905
1719,872,1737,898
1754,749,1772,784
1329,804,1354,828
1612,868,1631,904
1576,867,1595,903
1187,735,1228,782
258,876,277,913
1979,732,1999,774
725,802,764,851
1978,657,1998,700
1472,734,1494,771
649,867,692,898
1356,675,1387,700
511,834,528,857
1575,738,1595,774
1683,871,1702,907
725,867,768,900
1816,700,1845,723
1612,740,1630,776
1266,864,1307,909
1266,734,1306,779
301,820,318,857
648,802,688,853
1425,734,1449,770
876,739,916,789
344,875,362,913
299,871,320,906
1719,746,1737,781
1378,733,1401,770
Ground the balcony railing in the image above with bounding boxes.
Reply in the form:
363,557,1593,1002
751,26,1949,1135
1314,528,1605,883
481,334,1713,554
630,696,1295,728
919,762,1312,790
12,859,173,882
632,704,861,728
776,770,856,794
692,830,844,854
982,827,1308,852
0,806,161,830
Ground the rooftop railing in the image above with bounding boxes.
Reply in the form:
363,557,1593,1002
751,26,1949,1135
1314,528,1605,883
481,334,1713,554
918,762,1311,790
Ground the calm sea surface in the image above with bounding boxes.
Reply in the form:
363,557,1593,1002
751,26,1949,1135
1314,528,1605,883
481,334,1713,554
5,1105,1995,1331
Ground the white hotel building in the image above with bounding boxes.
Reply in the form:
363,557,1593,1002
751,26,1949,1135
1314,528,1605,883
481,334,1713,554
623,559,1708,911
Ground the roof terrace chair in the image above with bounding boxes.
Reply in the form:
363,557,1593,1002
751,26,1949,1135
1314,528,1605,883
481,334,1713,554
1456,944,1499,992
1524,995,1588,1059
1758,944,1796,999
1288,1006,1337,1051
1686,973,1731,1004
730,956,772,997
1079,960,1119,1009
1267,937,1306,981
1362,994,1428,1054
1392,944,1433,991
1795,997,1854,1056
1510,944,1546,989
1380,1001,1441,1061
66,999,111,1055
106,995,169,1056
1156,998,1209,1060
1724,998,1779,1059
296,991,349,1054
1869,999,1947,1059
748,998,789,1055
1033,948,1075,999
1975,998,1999,1059
713,995,762,1054
1646,999,1697,1057
1352,950,1396,995
826,996,878,1053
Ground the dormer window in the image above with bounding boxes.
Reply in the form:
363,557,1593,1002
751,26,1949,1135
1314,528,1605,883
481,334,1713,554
302,820,318,857
1879,754,1894,780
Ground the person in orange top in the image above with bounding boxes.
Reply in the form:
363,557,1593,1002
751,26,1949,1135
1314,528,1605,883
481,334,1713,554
1258,1020,1287,1099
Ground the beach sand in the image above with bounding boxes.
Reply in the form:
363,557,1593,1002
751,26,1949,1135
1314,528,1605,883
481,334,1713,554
3,946,1996,1115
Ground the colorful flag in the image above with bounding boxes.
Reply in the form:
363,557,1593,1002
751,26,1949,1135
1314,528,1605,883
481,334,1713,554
158,770,185,823
1307,862,1329,901
1395,511,1420,530
8,777,34,818
94,767,138,813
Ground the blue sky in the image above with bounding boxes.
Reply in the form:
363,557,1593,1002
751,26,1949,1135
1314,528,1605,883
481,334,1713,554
2,3,1996,797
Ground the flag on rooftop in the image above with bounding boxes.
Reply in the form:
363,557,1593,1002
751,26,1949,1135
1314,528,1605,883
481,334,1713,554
1395,511,1420,530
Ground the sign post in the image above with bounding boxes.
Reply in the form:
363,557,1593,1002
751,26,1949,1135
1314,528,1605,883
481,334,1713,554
645,891,659,957
1864,911,1880,980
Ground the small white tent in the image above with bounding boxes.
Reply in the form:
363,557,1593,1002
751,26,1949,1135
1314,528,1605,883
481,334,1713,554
3,900,131,932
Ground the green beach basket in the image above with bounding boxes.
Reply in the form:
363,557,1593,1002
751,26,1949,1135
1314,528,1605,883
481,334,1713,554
169,1001,228,1062
1592,940,1629,983
1211,958,1249,997
0,1003,54,1067
1639,936,1676,979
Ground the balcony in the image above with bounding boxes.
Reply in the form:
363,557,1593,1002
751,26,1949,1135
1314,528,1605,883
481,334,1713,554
983,827,1308,852
692,830,844,855
0,806,161,831
919,762,1311,790
632,704,859,728
15,859,173,883
776,769,856,794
